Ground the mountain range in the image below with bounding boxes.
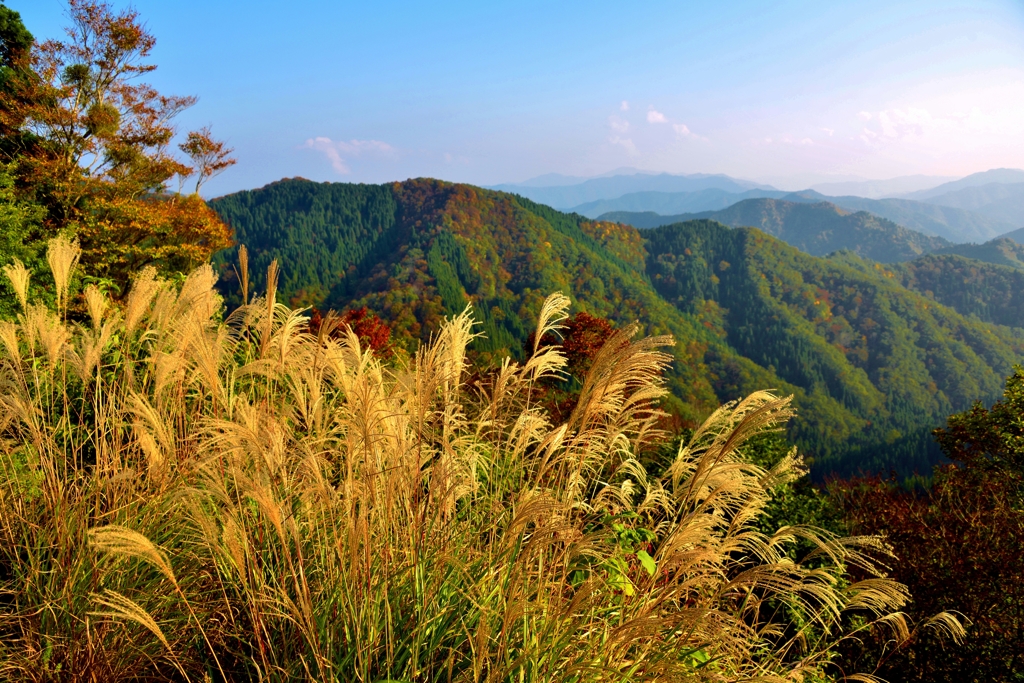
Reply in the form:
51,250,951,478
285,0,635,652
589,190,1015,243
488,172,774,209
493,168,1023,244
900,168,1024,200
209,178,1024,479
807,174,956,198
600,199,950,263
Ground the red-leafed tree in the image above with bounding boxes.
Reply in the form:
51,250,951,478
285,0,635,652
531,311,616,379
524,311,617,422
309,306,393,358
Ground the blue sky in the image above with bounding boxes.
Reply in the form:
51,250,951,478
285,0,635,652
15,0,1024,196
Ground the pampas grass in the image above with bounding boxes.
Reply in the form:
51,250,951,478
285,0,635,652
0,240,961,682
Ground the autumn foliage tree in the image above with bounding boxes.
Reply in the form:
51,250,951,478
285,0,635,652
532,310,615,379
0,0,233,291
308,306,394,358
524,311,618,421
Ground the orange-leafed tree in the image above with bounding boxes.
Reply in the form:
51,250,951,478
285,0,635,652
178,126,236,195
2,0,233,289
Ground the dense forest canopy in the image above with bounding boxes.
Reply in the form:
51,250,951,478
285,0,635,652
210,178,1024,477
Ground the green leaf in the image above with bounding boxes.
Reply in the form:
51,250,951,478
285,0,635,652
637,549,657,577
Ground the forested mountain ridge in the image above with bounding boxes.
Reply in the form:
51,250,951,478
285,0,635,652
597,190,1013,243
601,198,950,262
932,237,1024,272
883,253,1024,329
645,221,1024,474
210,178,1024,476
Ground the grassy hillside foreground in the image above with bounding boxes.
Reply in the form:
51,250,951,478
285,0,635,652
211,179,1024,476
0,239,961,680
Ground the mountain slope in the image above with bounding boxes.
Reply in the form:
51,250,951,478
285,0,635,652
932,238,1024,272
646,221,1024,474
601,199,949,262
884,254,1024,329
211,179,1024,477
1000,226,1024,244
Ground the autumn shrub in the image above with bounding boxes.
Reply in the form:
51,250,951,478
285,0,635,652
832,368,1024,683
0,239,961,682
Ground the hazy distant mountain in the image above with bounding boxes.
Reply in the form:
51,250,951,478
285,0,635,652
488,172,775,209
780,191,1013,243
571,188,787,217
600,199,949,262
1000,227,1024,244
809,175,956,199
901,168,1024,200
501,173,590,188
503,167,650,188
917,182,1024,227
584,187,1013,243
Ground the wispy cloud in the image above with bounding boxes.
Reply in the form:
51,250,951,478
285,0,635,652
857,107,949,144
647,109,668,124
302,137,395,173
620,100,630,111
608,115,630,133
820,127,834,136
609,135,638,155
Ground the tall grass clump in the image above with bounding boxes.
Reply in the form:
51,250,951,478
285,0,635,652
0,240,962,682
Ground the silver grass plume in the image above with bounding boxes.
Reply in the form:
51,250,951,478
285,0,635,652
2,259,30,312
46,235,81,312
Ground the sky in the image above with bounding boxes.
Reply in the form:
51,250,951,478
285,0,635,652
14,0,1024,196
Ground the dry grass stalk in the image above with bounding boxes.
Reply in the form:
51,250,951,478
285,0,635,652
0,257,963,682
